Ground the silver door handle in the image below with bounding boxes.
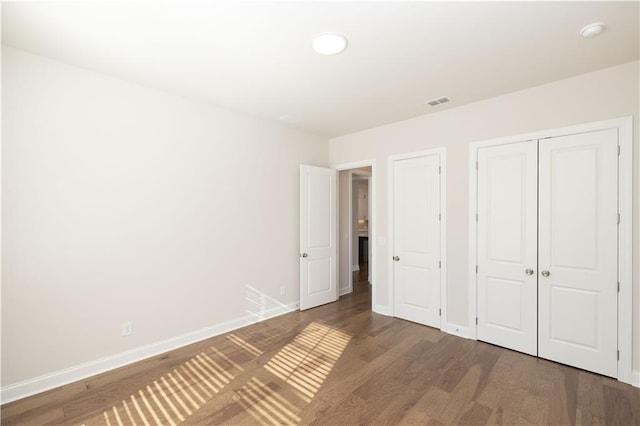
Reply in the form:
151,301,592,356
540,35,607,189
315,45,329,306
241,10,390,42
541,270,550,277
300,253,308,258
393,256,400,261
525,268,534,276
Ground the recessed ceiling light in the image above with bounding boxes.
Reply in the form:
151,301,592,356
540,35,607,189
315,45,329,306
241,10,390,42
580,22,605,38
312,33,348,55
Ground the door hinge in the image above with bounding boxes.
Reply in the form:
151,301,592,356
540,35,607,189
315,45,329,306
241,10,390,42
439,308,442,317
618,144,621,156
476,213,478,222
439,213,441,221
617,213,621,224
475,265,478,274
617,281,620,292
439,166,441,175
617,350,620,360
438,261,442,269
475,317,478,325
475,161,478,170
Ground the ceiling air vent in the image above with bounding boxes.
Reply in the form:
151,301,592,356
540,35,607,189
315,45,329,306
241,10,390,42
425,96,450,107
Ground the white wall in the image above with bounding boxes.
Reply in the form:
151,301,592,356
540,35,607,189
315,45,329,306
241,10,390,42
1,47,329,390
329,61,640,372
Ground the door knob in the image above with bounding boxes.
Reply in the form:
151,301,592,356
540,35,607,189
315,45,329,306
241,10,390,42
541,270,550,277
525,268,534,275
301,253,308,258
393,256,400,261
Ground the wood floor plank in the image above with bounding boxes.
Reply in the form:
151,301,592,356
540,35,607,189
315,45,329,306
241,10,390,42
400,385,452,424
0,381,87,420
455,402,493,425
309,393,365,425
312,333,418,407
354,383,420,426
3,264,640,426
603,383,637,426
1,406,64,426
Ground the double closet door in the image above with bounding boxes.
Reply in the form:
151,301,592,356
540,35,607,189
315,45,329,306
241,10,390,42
477,129,619,378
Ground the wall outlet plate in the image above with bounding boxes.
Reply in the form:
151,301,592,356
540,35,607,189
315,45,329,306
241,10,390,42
121,321,133,336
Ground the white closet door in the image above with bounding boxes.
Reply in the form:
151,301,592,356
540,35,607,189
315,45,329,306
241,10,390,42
538,129,618,377
393,154,441,328
477,141,538,355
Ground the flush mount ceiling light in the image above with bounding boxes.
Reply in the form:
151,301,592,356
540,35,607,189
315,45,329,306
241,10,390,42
312,33,348,55
580,22,606,38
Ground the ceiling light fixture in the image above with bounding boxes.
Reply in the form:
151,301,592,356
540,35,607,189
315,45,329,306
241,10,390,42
312,33,348,55
580,22,605,38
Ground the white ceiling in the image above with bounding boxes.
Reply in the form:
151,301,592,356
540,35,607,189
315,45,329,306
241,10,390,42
2,1,639,137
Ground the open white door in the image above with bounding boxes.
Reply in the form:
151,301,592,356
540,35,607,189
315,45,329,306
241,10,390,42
538,129,618,377
300,165,337,310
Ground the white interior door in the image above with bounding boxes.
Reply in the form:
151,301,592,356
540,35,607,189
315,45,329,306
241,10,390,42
477,141,538,356
392,155,441,327
538,129,618,377
299,165,337,310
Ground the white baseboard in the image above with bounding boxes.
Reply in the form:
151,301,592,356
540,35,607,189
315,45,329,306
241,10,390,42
443,322,470,339
339,287,352,297
352,265,360,271
373,304,392,316
632,370,640,388
0,302,299,404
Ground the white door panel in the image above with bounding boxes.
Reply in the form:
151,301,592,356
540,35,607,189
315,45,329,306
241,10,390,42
538,129,618,377
393,155,441,327
300,165,337,310
477,141,538,356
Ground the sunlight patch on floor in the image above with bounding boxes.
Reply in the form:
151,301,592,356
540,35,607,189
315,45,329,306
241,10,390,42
81,348,241,426
227,333,263,357
236,377,301,426
264,322,351,403
80,322,351,425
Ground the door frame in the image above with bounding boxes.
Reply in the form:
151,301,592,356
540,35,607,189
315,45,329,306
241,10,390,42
388,148,447,329
468,116,633,385
332,159,377,311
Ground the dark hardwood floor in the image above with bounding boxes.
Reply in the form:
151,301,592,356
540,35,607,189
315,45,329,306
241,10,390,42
2,263,639,425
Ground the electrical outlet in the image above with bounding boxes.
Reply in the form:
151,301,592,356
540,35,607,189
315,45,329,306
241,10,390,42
121,321,133,336
280,286,286,296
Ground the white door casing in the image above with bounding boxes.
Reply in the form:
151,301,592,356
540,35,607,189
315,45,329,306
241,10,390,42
392,154,441,328
477,141,538,356
538,129,619,378
299,165,337,311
